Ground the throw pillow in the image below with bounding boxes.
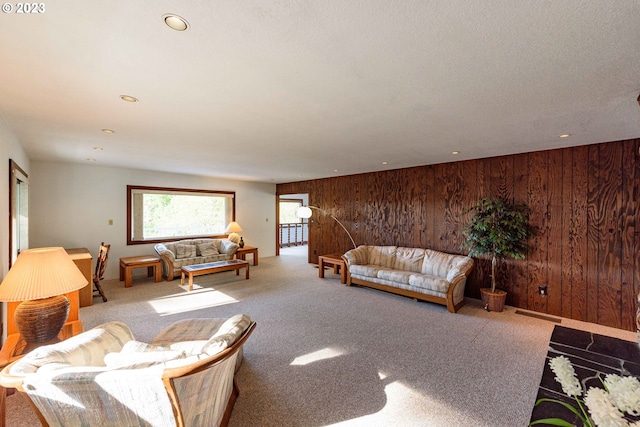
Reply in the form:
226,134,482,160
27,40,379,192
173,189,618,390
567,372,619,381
198,242,219,257
103,340,186,369
175,244,197,259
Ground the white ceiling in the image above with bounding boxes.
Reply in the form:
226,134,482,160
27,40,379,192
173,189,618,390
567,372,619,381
1,1,640,184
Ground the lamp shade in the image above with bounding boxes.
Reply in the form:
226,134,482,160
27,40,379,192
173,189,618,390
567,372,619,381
0,247,88,302
225,222,243,233
297,206,312,219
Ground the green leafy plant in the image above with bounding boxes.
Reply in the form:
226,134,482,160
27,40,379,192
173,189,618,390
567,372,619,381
461,197,534,292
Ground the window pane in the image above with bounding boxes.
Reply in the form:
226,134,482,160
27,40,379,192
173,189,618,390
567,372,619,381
128,186,235,244
279,200,302,224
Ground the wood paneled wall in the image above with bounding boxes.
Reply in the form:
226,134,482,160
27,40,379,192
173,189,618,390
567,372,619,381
277,139,640,331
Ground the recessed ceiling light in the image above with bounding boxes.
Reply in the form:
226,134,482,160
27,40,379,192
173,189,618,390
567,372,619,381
120,95,138,103
559,134,571,138
452,151,460,155
163,14,189,31
86,158,96,162
93,147,104,151
382,161,388,165
333,169,339,172
101,129,115,134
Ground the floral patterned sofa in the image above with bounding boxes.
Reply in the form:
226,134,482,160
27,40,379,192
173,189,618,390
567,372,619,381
154,238,239,280
343,246,474,313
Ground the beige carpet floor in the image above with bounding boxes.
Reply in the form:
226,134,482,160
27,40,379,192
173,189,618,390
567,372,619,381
4,246,635,426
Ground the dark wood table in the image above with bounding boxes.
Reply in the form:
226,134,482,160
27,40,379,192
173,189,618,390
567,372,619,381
318,253,346,284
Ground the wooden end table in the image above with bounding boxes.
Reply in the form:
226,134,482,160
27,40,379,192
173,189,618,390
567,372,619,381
181,259,250,291
236,246,258,266
318,253,347,284
119,255,162,288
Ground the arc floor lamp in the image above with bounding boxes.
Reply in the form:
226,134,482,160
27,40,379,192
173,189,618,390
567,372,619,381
297,205,357,249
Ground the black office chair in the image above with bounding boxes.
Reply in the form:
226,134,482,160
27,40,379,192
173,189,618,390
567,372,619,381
93,242,110,302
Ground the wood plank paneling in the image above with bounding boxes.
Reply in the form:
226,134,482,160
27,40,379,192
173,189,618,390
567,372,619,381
277,138,640,331
490,155,514,301
527,151,549,314
469,159,492,298
547,149,564,316
512,153,529,308
560,148,573,319
571,145,589,322
621,140,638,330
424,165,436,249
634,140,640,333
586,145,600,324
597,143,623,328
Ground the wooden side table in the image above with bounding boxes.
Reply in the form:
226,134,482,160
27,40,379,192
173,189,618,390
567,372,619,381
236,246,258,266
318,253,347,284
119,255,162,287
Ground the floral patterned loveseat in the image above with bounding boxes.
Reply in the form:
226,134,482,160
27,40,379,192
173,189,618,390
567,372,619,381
154,238,239,280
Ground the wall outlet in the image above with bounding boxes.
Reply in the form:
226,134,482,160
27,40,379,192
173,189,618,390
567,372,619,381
538,285,548,296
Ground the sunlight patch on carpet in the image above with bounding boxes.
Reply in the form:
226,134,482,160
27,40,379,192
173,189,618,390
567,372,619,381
325,380,481,426
178,283,203,291
290,347,345,366
147,289,238,316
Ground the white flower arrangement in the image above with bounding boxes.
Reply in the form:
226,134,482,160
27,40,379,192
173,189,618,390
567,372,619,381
531,356,640,427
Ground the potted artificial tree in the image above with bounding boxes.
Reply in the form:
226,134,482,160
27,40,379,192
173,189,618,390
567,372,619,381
461,197,534,312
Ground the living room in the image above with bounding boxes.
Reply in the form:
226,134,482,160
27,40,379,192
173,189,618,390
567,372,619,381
2,2,640,426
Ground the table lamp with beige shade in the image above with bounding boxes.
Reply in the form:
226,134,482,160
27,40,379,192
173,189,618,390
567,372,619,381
225,221,243,246
0,247,88,350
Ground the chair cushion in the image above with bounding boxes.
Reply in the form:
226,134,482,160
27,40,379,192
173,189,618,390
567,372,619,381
377,268,413,284
350,264,380,277
393,247,425,273
104,341,186,369
10,322,134,375
368,246,397,268
409,274,451,293
175,244,197,259
197,242,219,257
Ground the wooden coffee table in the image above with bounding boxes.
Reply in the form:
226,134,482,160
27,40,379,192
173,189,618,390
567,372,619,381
181,259,249,291
318,253,347,284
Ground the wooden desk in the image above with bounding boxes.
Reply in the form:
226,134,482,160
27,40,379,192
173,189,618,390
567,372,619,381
318,253,347,284
66,248,93,307
236,246,258,266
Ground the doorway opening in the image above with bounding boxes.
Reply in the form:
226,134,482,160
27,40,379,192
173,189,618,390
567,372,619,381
277,193,308,258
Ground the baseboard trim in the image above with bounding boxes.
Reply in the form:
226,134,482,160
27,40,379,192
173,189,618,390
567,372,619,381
515,309,562,323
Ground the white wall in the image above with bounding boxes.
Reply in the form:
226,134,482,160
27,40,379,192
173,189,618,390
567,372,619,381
30,161,277,280
0,113,30,338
